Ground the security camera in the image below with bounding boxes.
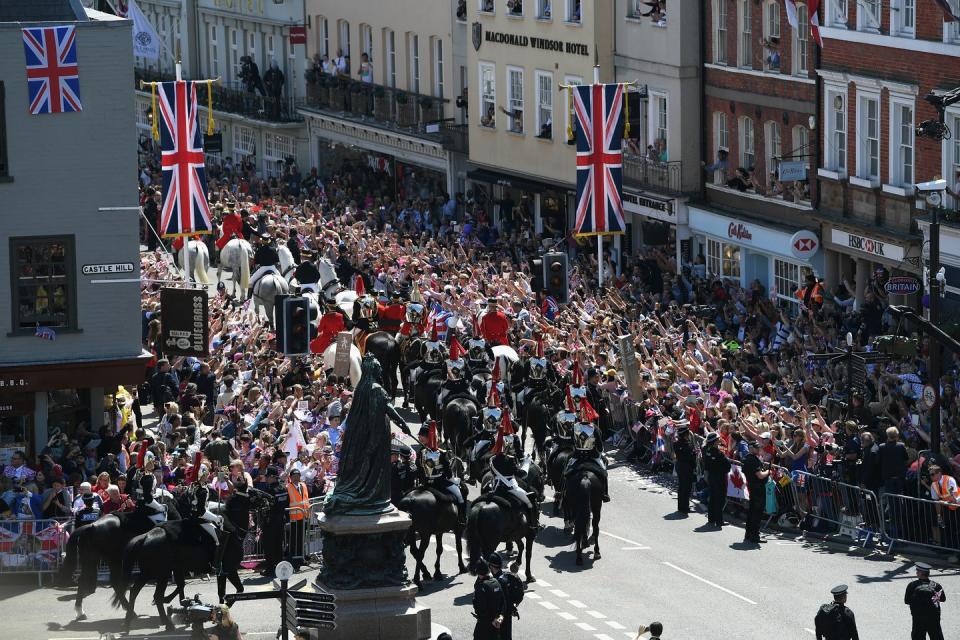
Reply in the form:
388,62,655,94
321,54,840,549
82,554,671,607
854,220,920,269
915,179,947,193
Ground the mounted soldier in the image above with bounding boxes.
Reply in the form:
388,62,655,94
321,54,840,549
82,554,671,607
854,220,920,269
564,395,610,503
485,410,539,534
352,280,384,355
417,420,466,529
465,385,504,483
437,336,475,417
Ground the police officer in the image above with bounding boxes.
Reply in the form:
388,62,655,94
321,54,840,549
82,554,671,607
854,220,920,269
471,557,505,640
74,493,101,530
741,439,769,544
673,422,695,515
260,466,290,576
814,584,859,640
390,442,416,507
904,562,946,640
702,432,731,528
488,552,523,640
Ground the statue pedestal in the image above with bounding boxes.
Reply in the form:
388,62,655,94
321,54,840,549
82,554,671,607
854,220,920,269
311,507,431,640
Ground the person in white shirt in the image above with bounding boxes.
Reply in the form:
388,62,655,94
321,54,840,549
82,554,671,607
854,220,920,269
72,482,103,512
334,49,348,75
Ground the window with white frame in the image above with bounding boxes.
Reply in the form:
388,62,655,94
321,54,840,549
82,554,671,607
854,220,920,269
948,1,960,43
338,20,350,57
792,125,810,167
535,70,553,139
826,0,847,27
715,0,728,64
891,0,915,36
890,98,914,188
158,14,169,71
480,62,496,127
479,0,495,12
707,238,741,278
765,121,781,185
650,93,667,159
856,92,880,183
766,1,780,39
230,28,240,83
740,116,755,169
361,24,373,59
247,30,258,68
537,0,552,18
386,30,396,88
858,0,881,31
507,66,524,133
208,23,219,78
793,4,808,76
434,38,444,98
949,113,960,207
263,133,295,178
564,75,583,143
409,34,420,93
266,33,276,68
774,259,811,309
763,1,781,72
317,17,329,57
507,0,523,16
713,112,729,184
233,125,256,162
566,0,581,23
825,88,846,174
738,0,752,68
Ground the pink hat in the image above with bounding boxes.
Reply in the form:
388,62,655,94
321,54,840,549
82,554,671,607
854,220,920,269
233,352,243,361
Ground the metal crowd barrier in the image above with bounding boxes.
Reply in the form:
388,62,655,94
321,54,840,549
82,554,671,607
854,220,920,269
787,471,883,547
605,391,629,432
0,518,68,585
881,492,960,555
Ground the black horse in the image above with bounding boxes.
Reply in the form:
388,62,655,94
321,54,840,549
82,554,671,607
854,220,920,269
466,494,536,583
442,395,480,459
399,336,426,407
413,368,444,423
562,467,604,566
113,486,271,629
546,444,576,518
59,490,181,620
521,385,564,464
366,331,400,398
398,481,469,587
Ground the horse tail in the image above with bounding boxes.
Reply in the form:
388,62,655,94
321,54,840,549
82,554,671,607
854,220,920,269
112,534,143,609
195,244,211,284
238,244,251,292
574,475,592,547
466,501,483,571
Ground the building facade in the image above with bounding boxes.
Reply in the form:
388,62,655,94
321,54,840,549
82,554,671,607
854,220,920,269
0,4,149,460
815,1,960,308
614,0,702,267
299,0,467,198
464,0,614,237
697,0,822,309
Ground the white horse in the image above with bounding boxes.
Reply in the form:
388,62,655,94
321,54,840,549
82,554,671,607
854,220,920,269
218,238,253,300
278,244,295,284
322,342,362,388
252,273,290,328
178,240,211,285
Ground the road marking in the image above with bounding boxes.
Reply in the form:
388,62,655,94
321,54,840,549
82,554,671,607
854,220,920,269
662,561,758,605
538,600,560,610
605,620,626,630
599,530,647,547
550,588,571,598
557,611,578,621
538,578,553,587
804,628,816,635
623,633,635,640
620,545,651,550
568,599,587,608
527,592,542,599
594,634,616,640
575,622,597,631
586,610,607,619
443,543,456,551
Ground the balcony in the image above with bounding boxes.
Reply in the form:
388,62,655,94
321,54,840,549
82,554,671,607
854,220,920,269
135,68,304,124
302,73,467,154
622,154,683,196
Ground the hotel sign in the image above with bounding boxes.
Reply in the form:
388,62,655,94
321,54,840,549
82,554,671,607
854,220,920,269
483,30,589,56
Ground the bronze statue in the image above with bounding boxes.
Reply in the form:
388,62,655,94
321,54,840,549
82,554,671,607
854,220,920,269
324,354,411,516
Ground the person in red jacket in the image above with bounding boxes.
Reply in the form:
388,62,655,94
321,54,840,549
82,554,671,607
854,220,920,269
479,297,510,346
311,300,348,354
379,291,406,335
216,202,243,251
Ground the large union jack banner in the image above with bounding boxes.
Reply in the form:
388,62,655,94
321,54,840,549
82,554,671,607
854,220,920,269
573,83,626,237
22,25,82,115
157,81,213,237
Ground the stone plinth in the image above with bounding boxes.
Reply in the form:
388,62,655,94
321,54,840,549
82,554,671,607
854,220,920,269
311,507,431,640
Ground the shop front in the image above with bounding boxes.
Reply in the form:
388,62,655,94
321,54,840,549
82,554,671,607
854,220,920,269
688,207,824,309
623,189,690,270
467,168,574,238
821,223,921,306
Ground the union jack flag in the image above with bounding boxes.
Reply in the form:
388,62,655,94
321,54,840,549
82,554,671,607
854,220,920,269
572,83,626,237
22,26,82,115
427,304,453,341
541,295,559,321
157,80,213,238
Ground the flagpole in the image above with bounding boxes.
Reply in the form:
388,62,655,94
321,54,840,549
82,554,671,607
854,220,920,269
593,65,603,291
172,59,193,288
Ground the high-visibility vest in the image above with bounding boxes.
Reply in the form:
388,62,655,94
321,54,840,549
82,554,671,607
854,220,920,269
287,481,310,521
933,476,960,511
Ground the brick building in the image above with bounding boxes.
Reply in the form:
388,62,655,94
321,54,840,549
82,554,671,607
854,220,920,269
813,0,960,308
695,0,821,310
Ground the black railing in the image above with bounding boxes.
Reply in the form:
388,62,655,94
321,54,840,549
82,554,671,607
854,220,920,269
302,74,464,152
135,68,304,124
622,155,683,196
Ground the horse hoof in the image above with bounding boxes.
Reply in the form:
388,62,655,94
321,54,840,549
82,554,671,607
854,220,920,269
75,613,87,622
595,552,602,560
433,572,444,581
526,575,536,583
510,563,520,574
458,565,467,575
166,624,176,632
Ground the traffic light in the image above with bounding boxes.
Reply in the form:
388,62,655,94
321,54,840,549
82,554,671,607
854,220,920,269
529,258,544,292
277,296,311,355
543,252,569,304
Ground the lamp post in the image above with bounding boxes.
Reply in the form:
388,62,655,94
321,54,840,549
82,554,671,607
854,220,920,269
924,187,946,451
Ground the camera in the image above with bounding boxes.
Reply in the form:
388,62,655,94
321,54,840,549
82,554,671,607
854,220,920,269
168,595,220,633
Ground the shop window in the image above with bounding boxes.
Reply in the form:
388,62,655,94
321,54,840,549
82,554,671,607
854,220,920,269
706,238,741,279
263,133,295,178
10,236,76,334
774,259,812,310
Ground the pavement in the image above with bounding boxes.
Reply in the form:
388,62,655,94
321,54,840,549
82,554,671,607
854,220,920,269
4,257,957,639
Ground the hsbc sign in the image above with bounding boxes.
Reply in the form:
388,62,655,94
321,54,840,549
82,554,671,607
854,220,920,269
790,230,819,259
830,229,905,262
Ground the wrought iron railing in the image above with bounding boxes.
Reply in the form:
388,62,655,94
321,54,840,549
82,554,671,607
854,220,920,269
622,155,683,196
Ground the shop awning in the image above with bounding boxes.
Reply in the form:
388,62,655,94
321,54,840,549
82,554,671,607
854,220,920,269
468,167,574,194
0,350,154,395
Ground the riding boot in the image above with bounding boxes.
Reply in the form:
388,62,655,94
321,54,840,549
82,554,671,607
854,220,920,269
602,475,611,503
213,541,226,575
457,501,466,530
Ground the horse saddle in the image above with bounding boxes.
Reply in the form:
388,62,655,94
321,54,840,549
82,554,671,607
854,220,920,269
422,485,456,504
490,485,532,512
477,492,514,512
